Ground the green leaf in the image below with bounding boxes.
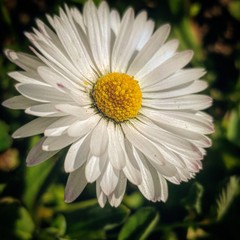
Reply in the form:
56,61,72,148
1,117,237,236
162,230,178,240
183,182,204,215
168,0,184,16
0,184,7,194
187,226,209,240
23,156,62,210
118,207,159,240
190,3,201,17
173,18,204,65
42,184,66,208
51,214,67,236
39,214,67,239
229,1,240,20
15,205,35,239
123,192,144,209
0,120,12,152
0,198,35,240
226,106,240,147
223,151,240,170
216,176,240,221
57,201,130,239
0,3,12,25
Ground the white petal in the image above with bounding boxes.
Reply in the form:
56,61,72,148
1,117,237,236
98,1,111,72
122,138,142,185
176,168,192,182
42,134,78,151
55,104,94,118
26,33,82,80
25,103,67,117
107,122,126,170
112,10,149,72
140,50,194,88
142,94,212,111
108,172,127,207
143,80,208,99
165,175,181,185
85,153,107,183
68,5,86,33
143,162,163,202
2,95,38,109
182,157,202,172
197,111,213,123
136,19,155,51
26,137,59,166
16,83,72,103
44,116,77,136
35,18,61,44
111,8,134,72
131,116,203,160
156,122,212,148
8,71,43,84
100,162,119,196
37,66,82,90
141,108,214,134
64,133,91,172
121,10,149,70
13,117,58,138
158,173,168,202
5,49,43,72
143,68,206,92
132,131,183,173
148,158,178,179
31,44,87,88
66,88,92,106
136,39,179,81
96,180,107,208
63,6,97,76
122,123,165,166
133,147,171,202
90,119,108,156
85,155,100,183
110,9,121,35
70,7,86,33
127,24,170,76
133,147,155,200
26,30,81,75
83,0,110,74
54,11,98,80
67,115,100,137
64,164,87,203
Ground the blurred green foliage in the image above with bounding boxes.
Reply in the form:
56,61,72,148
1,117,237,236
0,0,240,239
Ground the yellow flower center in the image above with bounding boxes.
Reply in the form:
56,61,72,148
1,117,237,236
93,72,142,122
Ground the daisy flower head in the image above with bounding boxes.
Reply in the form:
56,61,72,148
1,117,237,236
3,0,214,207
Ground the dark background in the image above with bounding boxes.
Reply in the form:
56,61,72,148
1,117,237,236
0,0,240,239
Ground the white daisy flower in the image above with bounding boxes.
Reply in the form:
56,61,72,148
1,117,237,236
3,0,214,207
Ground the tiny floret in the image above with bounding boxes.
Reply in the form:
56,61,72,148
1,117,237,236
93,73,142,122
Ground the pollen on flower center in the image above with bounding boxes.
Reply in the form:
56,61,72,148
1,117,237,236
93,72,142,122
